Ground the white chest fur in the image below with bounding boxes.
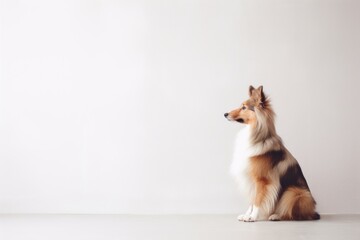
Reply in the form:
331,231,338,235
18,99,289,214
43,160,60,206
229,125,254,196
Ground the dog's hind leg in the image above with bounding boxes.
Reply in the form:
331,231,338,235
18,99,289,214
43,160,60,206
268,213,281,221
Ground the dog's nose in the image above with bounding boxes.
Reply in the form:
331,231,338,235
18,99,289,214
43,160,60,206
224,113,229,118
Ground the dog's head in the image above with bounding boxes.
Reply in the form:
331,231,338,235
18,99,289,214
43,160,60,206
224,85,266,125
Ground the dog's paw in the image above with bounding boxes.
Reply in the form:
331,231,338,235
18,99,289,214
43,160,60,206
268,214,281,221
237,214,255,221
237,214,248,221
243,215,256,222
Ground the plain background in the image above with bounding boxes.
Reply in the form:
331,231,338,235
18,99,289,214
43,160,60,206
0,0,359,214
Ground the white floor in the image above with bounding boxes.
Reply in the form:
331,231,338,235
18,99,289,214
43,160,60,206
0,214,359,240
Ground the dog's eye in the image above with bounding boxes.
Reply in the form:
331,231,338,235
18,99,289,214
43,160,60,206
241,106,246,110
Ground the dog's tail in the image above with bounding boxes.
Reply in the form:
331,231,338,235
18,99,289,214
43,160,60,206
312,212,320,220
277,187,320,220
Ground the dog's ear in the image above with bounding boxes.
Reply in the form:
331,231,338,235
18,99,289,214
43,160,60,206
249,85,255,97
257,85,265,103
249,85,266,106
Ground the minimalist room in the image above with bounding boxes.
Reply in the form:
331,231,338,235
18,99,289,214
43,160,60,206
0,0,359,239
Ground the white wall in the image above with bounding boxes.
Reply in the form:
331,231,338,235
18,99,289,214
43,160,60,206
0,0,359,214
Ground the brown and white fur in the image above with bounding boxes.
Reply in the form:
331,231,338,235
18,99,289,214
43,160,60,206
224,85,319,222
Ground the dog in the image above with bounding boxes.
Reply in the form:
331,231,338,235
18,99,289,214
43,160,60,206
224,85,319,222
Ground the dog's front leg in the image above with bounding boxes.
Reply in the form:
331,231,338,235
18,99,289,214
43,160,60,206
243,178,277,222
243,205,260,222
237,205,253,221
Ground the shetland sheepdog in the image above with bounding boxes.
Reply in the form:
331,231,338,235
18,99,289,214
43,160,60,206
224,85,319,222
